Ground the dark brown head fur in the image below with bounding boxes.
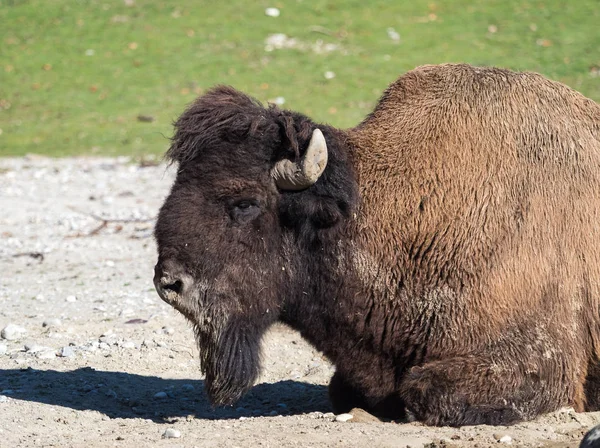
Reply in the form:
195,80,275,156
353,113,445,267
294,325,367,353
154,85,357,405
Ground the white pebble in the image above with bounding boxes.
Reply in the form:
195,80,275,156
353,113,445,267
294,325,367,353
265,7,280,17
162,428,181,439
59,346,76,358
324,71,336,80
36,349,56,359
43,318,62,328
1,324,28,341
121,341,136,349
65,295,77,303
154,391,168,399
272,96,285,106
499,435,513,444
335,413,353,422
105,260,115,267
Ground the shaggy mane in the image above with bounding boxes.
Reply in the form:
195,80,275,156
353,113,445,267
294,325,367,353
167,86,312,164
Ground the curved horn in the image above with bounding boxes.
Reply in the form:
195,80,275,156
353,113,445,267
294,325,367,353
271,128,328,190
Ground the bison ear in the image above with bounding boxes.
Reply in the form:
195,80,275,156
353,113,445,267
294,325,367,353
271,129,328,190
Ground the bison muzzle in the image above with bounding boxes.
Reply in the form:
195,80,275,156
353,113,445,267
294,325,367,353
153,64,600,426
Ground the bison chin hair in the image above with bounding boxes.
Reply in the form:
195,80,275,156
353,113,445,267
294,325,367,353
195,319,263,406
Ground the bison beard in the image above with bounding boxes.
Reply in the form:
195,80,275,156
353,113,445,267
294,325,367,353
196,319,263,406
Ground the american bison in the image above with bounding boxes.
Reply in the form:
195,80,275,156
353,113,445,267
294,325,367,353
153,64,600,426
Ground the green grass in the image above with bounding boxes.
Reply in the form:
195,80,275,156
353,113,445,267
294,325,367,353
1,0,599,157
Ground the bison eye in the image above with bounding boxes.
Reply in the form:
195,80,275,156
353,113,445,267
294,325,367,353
229,199,261,223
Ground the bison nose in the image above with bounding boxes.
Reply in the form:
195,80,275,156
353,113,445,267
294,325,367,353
153,260,189,304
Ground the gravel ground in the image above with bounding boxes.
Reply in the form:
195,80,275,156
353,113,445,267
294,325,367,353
1,156,599,448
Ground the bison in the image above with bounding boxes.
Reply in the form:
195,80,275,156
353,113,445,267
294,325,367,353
153,63,600,426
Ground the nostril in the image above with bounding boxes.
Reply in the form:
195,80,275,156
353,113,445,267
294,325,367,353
163,279,183,295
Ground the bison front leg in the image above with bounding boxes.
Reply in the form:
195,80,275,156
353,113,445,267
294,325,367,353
400,352,578,426
329,371,366,413
329,371,407,420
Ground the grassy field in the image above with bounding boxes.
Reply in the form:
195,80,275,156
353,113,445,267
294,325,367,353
1,0,599,157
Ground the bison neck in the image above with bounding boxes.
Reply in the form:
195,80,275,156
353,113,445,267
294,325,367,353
279,236,418,396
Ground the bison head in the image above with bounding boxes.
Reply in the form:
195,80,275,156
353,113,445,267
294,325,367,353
153,86,357,406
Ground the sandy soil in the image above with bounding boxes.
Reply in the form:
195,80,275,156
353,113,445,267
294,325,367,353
1,156,598,448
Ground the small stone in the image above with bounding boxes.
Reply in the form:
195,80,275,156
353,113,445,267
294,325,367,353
36,349,56,359
348,407,381,423
162,428,181,439
335,413,353,422
1,324,28,340
42,318,62,328
106,260,115,267
154,391,168,399
0,395,7,403
105,389,118,399
65,295,77,303
121,341,136,349
181,384,194,392
59,346,76,358
265,7,280,17
581,425,600,448
499,435,512,444
24,343,46,353
324,71,336,80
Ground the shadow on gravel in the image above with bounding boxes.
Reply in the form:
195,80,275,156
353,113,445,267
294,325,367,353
0,367,331,422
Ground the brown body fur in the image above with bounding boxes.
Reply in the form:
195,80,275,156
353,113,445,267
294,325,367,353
328,65,600,424
154,64,600,426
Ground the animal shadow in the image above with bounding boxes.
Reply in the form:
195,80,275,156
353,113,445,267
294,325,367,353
0,367,331,422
